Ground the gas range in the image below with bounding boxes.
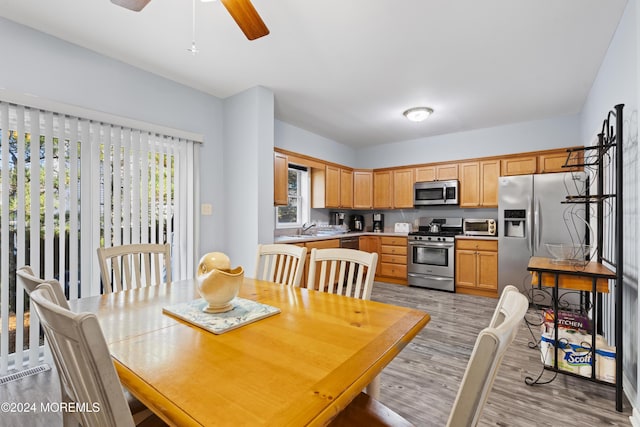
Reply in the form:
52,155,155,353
408,232,459,243
407,217,463,243
407,217,462,292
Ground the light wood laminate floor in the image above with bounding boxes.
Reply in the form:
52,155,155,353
0,282,632,426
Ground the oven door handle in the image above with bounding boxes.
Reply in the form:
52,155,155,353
408,273,452,281
408,241,452,247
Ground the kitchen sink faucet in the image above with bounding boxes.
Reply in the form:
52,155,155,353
301,222,317,234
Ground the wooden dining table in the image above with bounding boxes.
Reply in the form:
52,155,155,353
69,278,430,426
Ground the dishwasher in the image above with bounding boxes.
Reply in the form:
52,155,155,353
340,236,359,250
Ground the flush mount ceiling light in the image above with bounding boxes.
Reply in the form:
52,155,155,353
403,107,434,122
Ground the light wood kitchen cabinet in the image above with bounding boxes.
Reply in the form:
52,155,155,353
415,163,458,182
312,165,353,209
537,150,584,173
274,152,289,206
325,165,341,208
392,168,414,208
501,155,537,176
359,235,381,275
455,239,498,297
373,170,393,209
340,168,353,208
377,236,408,285
353,170,373,209
459,160,499,208
480,160,499,207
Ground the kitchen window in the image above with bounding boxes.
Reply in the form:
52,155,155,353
276,164,309,229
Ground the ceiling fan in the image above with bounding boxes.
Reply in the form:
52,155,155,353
110,0,270,40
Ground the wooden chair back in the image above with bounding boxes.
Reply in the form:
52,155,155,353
29,282,136,427
307,248,378,300
97,243,171,293
255,243,308,286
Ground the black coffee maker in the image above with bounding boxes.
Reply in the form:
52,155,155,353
350,215,364,232
372,213,384,232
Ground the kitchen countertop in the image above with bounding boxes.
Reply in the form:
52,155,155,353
455,235,499,241
274,231,408,244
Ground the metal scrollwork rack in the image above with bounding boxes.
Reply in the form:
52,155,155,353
525,104,624,411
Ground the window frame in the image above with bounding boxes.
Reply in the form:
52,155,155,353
275,165,310,229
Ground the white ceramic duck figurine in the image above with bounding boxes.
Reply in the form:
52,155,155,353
196,252,244,313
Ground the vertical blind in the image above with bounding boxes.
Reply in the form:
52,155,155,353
0,100,198,374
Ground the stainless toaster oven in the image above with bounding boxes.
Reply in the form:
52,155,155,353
463,218,497,236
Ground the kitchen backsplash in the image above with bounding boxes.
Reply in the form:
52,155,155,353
310,207,498,232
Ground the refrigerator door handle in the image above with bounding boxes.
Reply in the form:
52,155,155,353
527,196,533,254
535,198,541,253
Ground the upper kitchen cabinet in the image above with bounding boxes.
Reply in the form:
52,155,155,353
459,160,499,208
274,152,289,206
373,170,393,209
353,170,373,209
501,148,584,176
415,163,459,182
340,168,354,208
538,149,584,173
500,155,537,176
313,165,353,209
393,168,414,208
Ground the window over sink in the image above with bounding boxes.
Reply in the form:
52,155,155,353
276,164,309,229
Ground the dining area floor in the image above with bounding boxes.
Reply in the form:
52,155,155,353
0,281,633,426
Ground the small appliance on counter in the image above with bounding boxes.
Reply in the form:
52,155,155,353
394,222,411,233
350,214,364,232
372,213,384,232
463,218,497,236
329,211,346,226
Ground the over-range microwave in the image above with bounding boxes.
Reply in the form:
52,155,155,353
413,180,459,206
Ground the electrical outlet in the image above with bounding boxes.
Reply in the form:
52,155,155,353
201,203,213,216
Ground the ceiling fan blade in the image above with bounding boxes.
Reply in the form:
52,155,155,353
110,0,151,12
220,0,270,40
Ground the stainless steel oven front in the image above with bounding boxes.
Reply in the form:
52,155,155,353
407,238,455,292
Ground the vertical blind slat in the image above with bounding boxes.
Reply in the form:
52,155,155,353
1,100,197,373
68,118,79,300
1,103,11,373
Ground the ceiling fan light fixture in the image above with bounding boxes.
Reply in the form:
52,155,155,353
403,107,433,122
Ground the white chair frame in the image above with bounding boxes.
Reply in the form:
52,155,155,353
255,243,308,286
306,248,378,300
97,243,171,293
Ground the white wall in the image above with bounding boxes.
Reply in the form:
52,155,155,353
275,120,357,166
579,0,639,418
357,114,581,169
223,86,275,273
0,17,227,269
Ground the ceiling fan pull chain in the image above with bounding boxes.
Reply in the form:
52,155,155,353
187,0,199,55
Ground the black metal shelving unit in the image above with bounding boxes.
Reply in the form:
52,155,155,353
525,104,624,411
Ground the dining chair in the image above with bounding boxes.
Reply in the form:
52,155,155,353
16,266,69,309
328,285,529,427
307,247,380,397
29,281,164,427
97,243,171,293
306,248,378,300
254,243,308,286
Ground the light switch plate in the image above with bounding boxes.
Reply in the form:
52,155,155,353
201,203,213,215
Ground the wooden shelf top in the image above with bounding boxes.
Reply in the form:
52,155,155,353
527,256,616,278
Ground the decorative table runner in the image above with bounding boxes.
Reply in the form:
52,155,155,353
163,298,280,334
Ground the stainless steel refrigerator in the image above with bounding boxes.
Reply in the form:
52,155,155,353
498,172,588,301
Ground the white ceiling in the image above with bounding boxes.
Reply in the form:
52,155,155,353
0,0,628,147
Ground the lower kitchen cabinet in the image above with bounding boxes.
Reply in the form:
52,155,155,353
455,239,498,297
359,236,381,276
377,236,408,285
